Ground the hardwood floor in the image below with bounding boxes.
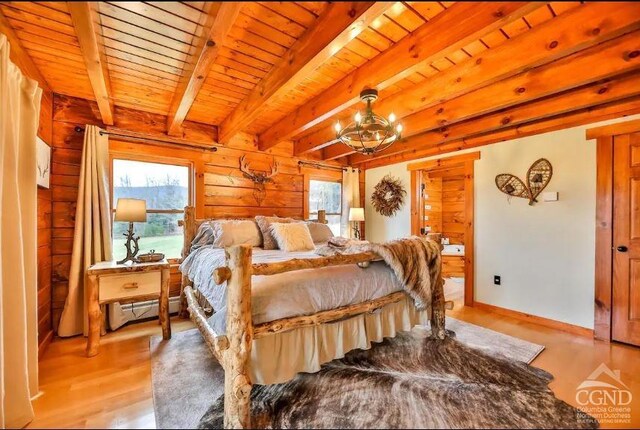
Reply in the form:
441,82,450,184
31,309,640,428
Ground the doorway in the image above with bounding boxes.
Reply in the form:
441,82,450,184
408,152,480,308
591,119,640,346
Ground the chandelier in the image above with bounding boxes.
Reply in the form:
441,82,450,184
334,89,403,155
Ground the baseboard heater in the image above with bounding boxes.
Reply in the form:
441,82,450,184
121,297,181,322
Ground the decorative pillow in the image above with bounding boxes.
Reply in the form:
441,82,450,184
305,221,334,244
255,216,295,250
212,220,262,248
270,222,315,252
190,222,215,252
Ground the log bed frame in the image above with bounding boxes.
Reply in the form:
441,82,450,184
177,206,447,428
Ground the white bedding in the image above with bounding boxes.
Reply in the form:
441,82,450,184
179,245,404,335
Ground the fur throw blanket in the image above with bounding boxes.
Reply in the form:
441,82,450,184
316,236,446,339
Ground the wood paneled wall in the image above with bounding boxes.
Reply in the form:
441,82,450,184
50,94,356,332
441,176,466,245
37,89,54,353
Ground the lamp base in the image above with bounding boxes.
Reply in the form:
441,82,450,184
352,223,361,240
116,222,141,265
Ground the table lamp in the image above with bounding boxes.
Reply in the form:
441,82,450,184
114,198,147,264
349,207,365,240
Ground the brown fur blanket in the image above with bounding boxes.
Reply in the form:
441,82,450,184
317,236,446,339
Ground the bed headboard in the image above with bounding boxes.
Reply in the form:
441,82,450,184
178,206,207,261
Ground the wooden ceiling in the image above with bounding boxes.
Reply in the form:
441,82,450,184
1,1,639,168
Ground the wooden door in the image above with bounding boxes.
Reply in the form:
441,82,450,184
612,132,640,346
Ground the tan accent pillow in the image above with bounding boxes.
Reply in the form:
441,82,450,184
270,222,315,252
212,220,262,248
255,216,295,250
305,221,334,244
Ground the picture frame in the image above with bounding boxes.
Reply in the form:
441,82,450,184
36,136,51,189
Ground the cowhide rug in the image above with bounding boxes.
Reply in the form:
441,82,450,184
197,331,597,429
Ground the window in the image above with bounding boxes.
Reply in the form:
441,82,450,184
111,159,191,261
309,179,342,236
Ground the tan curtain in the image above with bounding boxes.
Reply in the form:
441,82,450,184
57,125,114,336
341,167,361,238
0,34,42,429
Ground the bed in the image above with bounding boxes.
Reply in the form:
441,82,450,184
177,206,445,428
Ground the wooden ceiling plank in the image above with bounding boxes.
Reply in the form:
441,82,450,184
0,7,50,91
68,2,114,125
313,1,640,159
349,73,640,164
166,2,242,136
259,2,543,151
218,2,395,144
358,97,640,170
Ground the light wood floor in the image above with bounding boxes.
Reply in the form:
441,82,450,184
30,307,640,429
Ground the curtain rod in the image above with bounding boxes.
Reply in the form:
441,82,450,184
74,126,218,152
298,160,355,172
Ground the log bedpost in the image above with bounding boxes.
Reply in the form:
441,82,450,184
223,245,253,429
179,206,197,317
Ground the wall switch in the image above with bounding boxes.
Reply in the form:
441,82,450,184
543,192,558,202
494,275,501,285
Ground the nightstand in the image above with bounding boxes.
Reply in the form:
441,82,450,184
86,260,171,357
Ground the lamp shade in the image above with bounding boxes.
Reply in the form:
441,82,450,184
114,198,147,222
349,207,365,222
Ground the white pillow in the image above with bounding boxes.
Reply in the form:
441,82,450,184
212,220,262,248
270,222,315,252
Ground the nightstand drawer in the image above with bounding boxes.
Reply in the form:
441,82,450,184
99,271,161,302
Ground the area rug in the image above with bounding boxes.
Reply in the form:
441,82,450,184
151,318,593,429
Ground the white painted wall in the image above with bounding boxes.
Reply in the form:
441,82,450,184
365,114,640,329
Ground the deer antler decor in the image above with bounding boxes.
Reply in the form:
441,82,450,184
239,155,279,205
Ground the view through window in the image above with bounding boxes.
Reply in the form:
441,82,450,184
112,159,190,260
309,179,342,236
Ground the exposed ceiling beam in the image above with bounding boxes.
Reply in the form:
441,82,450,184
166,2,242,136
217,2,395,144
68,2,114,125
257,2,543,151
350,73,640,165
318,1,640,160
357,96,640,170
0,8,50,91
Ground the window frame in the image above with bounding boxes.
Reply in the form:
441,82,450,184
109,152,194,262
307,178,343,218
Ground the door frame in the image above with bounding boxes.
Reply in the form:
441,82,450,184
588,118,640,342
408,151,480,307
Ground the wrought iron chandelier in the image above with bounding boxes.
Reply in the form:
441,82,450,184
334,89,403,155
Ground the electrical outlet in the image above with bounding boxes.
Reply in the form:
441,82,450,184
494,275,501,286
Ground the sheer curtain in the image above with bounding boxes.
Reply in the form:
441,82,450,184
57,125,126,336
0,34,42,428
340,167,361,238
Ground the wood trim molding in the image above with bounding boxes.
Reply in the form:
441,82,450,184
474,302,594,338
68,2,114,125
594,135,615,341
410,170,422,236
586,118,640,140
407,151,481,171
463,160,475,307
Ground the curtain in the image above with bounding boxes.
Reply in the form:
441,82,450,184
0,34,42,429
57,125,124,336
340,167,361,238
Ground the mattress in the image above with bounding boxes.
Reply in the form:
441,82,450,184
179,245,404,335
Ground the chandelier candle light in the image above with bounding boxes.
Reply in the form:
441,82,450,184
335,89,403,155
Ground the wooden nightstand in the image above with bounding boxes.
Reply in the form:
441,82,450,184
86,260,171,357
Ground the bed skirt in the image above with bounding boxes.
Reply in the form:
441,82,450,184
249,295,429,385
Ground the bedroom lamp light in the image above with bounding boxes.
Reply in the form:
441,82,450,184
114,198,147,265
349,207,365,240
